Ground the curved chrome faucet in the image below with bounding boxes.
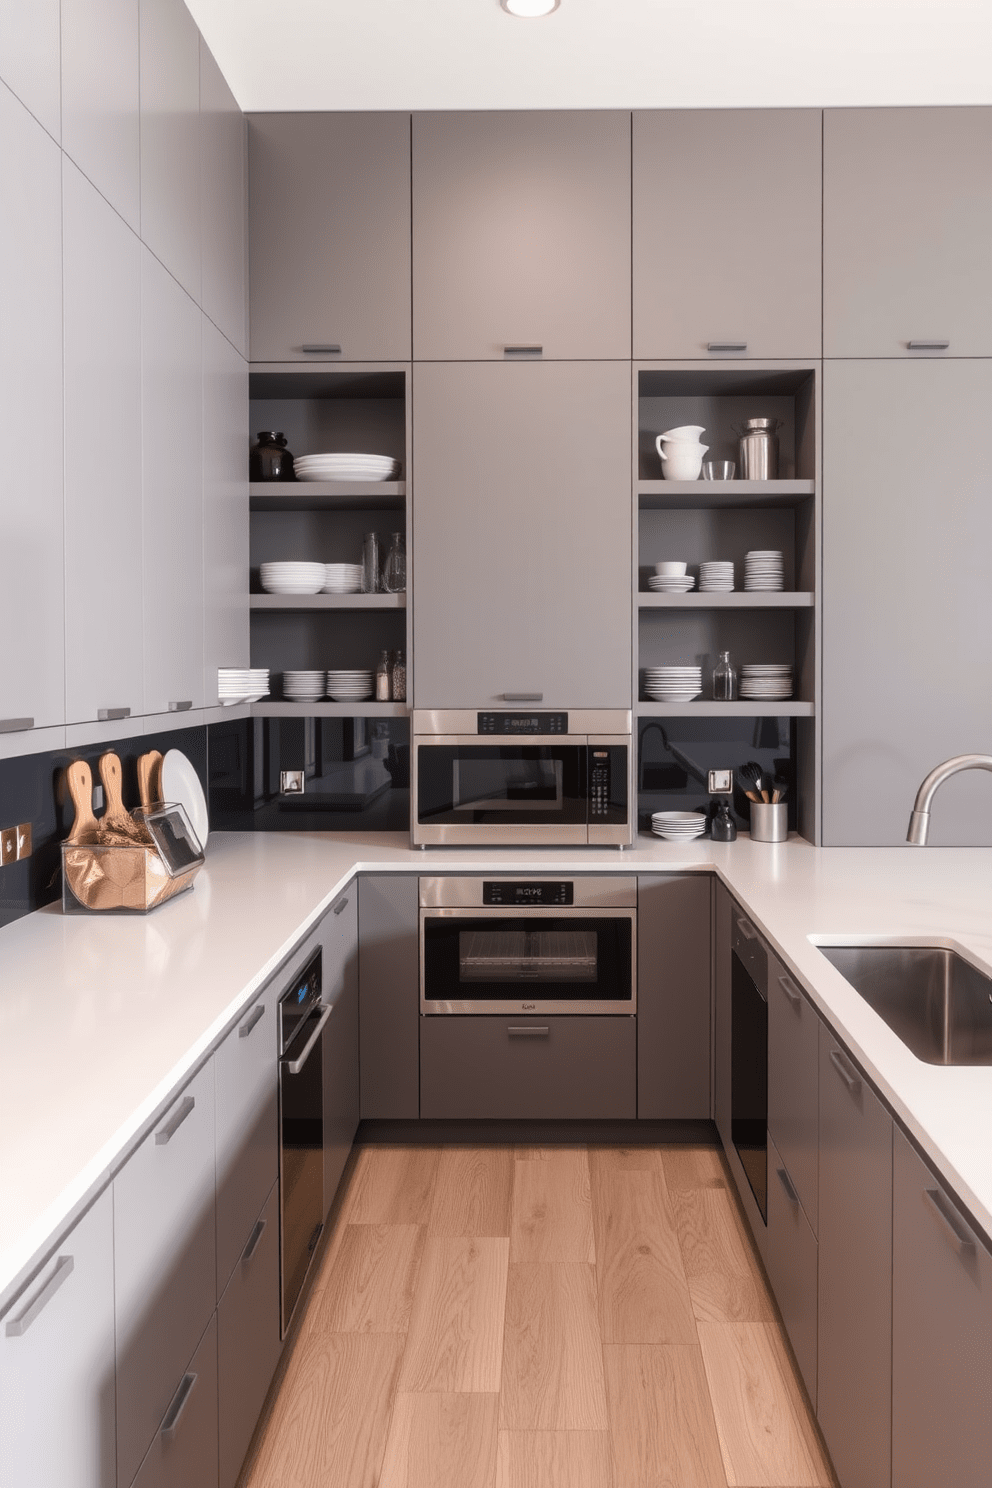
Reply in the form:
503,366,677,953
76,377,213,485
907,754,992,844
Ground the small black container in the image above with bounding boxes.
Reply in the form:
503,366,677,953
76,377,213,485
711,800,738,842
249,431,295,482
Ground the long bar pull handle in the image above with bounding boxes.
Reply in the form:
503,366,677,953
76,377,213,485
97,707,130,722
301,343,342,354
332,897,350,916
5,1255,74,1337
777,973,803,1009
168,700,193,713
160,1372,198,1440
284,1004,333,1075
735,915,758,941
922,1187,976,1256
0,717,34,734
828,1047,862,1095
907,339,950,350
502,692,544,703
241,1218,267,1264
239,1004,265,1039
503,345,543,357
155,1095,195,1145
508,1026,550,1037
776,1166,801,1206
707,340,748,352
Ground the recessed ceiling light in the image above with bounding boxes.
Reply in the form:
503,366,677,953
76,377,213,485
500,0,561,17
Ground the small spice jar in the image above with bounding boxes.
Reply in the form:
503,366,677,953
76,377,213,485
390,649,406,702
249,431,294,482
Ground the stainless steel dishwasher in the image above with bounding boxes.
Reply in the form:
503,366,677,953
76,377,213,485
278,946,329,1334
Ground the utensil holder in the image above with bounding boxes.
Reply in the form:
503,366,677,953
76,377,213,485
749,802,788,843
61,834,203,913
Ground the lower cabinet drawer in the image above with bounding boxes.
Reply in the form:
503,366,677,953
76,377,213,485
420,1016,636,1119
217,1183,282,1488
765,1133,818,1405
131,1314,218,1488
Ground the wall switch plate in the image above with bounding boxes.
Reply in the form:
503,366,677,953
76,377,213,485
708,769,734,795
93,785,104,811
0,827,18,865
15,823,32,860
280,770,305,794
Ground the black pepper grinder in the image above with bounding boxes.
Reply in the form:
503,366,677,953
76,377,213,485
711,800,737,842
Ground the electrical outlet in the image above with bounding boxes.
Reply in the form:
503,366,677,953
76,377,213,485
708,769,734,795
280,770,305,795
0,827,17,865
93,784,104,811
16,823,32,860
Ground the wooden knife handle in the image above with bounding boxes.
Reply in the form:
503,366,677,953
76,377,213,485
137,753,156,813
65,760,100,843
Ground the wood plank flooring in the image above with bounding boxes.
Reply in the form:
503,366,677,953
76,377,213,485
240,1142,838,1488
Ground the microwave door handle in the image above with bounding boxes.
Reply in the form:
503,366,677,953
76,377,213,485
283,1003,332,1075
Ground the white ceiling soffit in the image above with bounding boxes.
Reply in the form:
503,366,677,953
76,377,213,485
186,0,992,113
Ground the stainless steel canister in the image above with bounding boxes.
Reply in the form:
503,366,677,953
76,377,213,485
737,417,782,480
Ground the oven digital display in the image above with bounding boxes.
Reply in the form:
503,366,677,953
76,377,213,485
483,881,574,906
477,712,568,735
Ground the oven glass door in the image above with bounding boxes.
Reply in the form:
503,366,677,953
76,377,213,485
417,743,588,827
731,948,768,1222
422,909,634,1014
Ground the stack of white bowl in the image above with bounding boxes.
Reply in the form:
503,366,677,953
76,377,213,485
744,550,785,591
651,811,709,842
740,664,794,700
218,667,270,705
699,561,735,592
283,670,326,702
260,562,326,595
294,452,399,483
649,561,695,593
322,563,364,594
655,425,708,482
643,666,703,701
326,670,374,701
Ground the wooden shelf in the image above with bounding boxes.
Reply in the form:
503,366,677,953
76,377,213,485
638,700,815,718
250,593,406,610
638,591,814,609
638,479,815,510
252,701,409,719
250,481,405,511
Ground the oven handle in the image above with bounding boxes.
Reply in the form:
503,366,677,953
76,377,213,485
282,1003,332,1075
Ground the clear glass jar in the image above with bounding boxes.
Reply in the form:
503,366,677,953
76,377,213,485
390,649,406,702
382,532,406,593
362,532,382,594
375,650,391,701
712,651,738,701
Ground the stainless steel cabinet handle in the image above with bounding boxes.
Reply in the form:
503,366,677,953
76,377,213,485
907,339,950,350
155,1094,195,1145
97,707,130,722
301,343,341,354
284,1003,333,1075
168,700,193,712
735,915,757,941
922,1187,976,1256
0,717,34,734
828,1046,862,1095
508,1026,550,1037
503,345,542,357
778,973,803,1009
776,1166,801,1206
160,1371,198,1440
502,692,543,702
4,1255,74,1337
241,1218,267,1263
707,340,748,352
239,1004,265,1039
332,897,349,916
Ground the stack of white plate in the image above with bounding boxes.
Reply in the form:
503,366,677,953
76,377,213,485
294,452,400,483
744,550,785,591
283,670,326,701
644,666,703,701
326,669,374,702
651,811,709,842
260,561,326,595
322,563,364,594
218,668,270,705
699,561,735,592
648,573,696,593
740,664,794,700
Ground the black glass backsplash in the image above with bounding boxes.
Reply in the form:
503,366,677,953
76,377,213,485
638,715,795,835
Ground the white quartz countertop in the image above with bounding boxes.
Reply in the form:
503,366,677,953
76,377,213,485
3,829,992,1307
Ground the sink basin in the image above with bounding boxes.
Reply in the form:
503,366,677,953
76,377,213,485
817,944,992,1066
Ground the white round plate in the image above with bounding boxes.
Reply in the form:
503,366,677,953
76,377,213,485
161,750,209,851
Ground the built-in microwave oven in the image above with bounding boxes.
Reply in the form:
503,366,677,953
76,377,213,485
411,709,632,847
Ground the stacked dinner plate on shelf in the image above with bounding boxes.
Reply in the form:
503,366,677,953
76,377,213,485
260,561,326,595
643,666,703,702
648,573,696,593
650,811,709,842
743,550,785,591
699,561,735,592
740,664,794,700
293,452,400,483
218,668,270,705
283,670,327,702
326,669,374,702
322,563,364,594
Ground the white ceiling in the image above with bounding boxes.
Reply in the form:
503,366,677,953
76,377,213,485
186,0,992,114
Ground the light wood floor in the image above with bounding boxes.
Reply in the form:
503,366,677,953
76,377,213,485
240,1142,838,1488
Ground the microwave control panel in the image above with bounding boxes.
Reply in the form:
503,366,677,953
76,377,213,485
590,749,611,816
483,880,574,906
477,712,568,734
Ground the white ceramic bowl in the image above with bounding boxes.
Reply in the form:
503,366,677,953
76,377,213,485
654,561,687,576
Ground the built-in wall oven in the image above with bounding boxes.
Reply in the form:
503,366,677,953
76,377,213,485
420,877,637,1014
278,946,330,1335
412,709,632,847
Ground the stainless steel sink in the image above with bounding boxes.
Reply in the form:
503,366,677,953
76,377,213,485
817,944,992,1066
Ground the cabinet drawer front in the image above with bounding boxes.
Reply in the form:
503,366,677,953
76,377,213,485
130,1313,218,1488
0,1187,116,1488
765,1134,818,1405
218,1183,281,1488
767,952,819,1231
420,1016,636,1120
115,1060,217,1488
215,994,278,1292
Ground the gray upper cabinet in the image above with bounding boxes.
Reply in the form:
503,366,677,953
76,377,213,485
633,110,822,359
412,360,631,708
0,86,64,736
0,0,60,140
139,0,202,302
63,159,143,726
412,110,631,361
637,875,711,1119
248,112,412,363
202,316,250,698
200,37,247,357
824,108,992,357
822,358,992,846
61,0,140,231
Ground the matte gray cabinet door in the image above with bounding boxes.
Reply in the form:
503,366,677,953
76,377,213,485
358,875,419,1120
412,111,631,360
713,882,733,1150
200,38,246,358
0,86,64,735
322,891,360,1211
637,875,711,1119
61,0,140,230
633,110,822,359
765,1133,818,1405
891,1128,992,1488
248,112,411,362
817,1025,892,1488
114,1061,217,1488
202,316,249,699
140,0,202,302
824,108,992,357
63,159,143,726
412,361,631,708
214,991,277,1294
822,358,992,845
130,1313,218,1488
142,247,204,715
767,950,818,1231
0,0,60,140
0,1187,116,1488
217,1183,281,1488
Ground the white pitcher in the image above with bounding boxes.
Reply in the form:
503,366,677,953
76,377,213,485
656,435,708,480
